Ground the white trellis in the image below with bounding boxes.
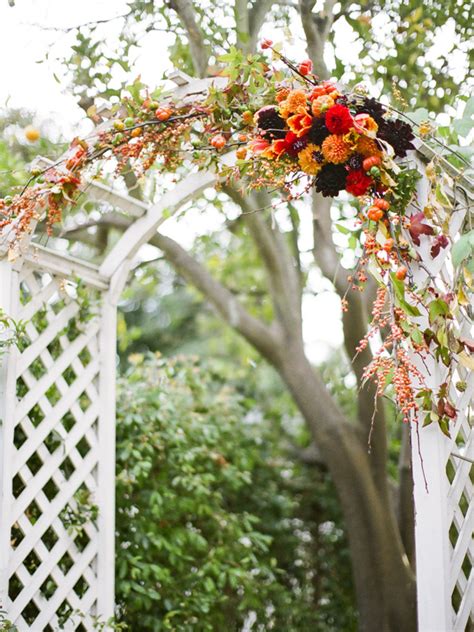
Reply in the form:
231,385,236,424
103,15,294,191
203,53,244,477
0,73,472,630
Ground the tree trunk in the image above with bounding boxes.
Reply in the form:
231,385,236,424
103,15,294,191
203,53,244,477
273,339,417,632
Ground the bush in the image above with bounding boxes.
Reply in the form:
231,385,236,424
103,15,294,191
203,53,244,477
115,353,356,631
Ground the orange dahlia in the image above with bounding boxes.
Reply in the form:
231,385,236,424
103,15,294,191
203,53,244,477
356,135,382,157
276,88,290,103
298,143,323,175
279,89,308,118
322,134,352,164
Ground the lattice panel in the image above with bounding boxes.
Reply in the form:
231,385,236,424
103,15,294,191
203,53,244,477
446,369,474,631
2,263,108,630
409,161,474,631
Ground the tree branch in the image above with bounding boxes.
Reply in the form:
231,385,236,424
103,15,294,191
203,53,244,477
224,187,303,338
152,231,283,363
168,0,209,77
311,193,388,489
297,0,337,79
248,0,273,51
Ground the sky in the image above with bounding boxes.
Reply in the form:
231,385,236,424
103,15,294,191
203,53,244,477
0,1,468,362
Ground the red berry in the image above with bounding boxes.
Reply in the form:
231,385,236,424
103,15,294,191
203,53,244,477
261,39,273,50
298,59,313,75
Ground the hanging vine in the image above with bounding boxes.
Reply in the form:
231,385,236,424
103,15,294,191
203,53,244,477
0,44,472,437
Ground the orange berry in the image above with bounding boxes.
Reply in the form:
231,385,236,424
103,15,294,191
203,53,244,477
373,198,390,211
367,206,384,222
24,125,40,142
395,266,408,280
210,134,226,150
362,156,381,171
238,134,247,142
155,107,172,121
131,127,142,138
236,147,247,160
242,111,253,124
383,238,394,252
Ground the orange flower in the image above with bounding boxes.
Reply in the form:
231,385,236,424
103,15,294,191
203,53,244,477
271,138,291,158
321,134,352,163
276,88,290,103
354,113,378,136
311,95,335,117
356,135,382,157
287,111,313,137
298,143,323,175
248,138,271,154
279,89,308,118
309,81,338,100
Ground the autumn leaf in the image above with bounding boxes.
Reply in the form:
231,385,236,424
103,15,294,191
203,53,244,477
408,212,435,246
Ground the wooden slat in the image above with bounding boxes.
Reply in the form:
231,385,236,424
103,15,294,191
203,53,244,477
9,447,98,575
14,321,100,424
16,301,79,377
13,358,100,474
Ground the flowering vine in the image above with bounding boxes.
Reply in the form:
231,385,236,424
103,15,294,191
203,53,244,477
0,44,472,437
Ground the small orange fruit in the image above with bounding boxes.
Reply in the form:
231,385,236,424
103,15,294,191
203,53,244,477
395,266,408,280
373,198,390,211
362,155,381,171
236,147,247,160
367,206,384,221
210,134,226,150
24,125,40,142
131,127,142,138
242,111,253,124
383,238,394,252
155,107,172,122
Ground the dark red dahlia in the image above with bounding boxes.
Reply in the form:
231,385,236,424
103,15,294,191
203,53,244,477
325,104,354,135
347,153,363,170
307,117,330,145
356,97,386,125
254,106,286,139
315,164,347,197
345,169,373,196
281,131,308,157
377,119,415,157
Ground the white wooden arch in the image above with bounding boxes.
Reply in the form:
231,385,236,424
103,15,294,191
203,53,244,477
0,72,472,630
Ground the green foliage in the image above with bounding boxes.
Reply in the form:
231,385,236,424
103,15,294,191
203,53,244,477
50,1,473,115
0,109,63,197
115,354,357,631
0,309,27,357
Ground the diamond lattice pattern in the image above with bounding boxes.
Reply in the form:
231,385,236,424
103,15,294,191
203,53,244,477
7,265,102,630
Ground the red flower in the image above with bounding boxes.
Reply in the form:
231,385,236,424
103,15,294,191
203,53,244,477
408,212,434,245
298,59,313,75
325,104,353,135
345,169,372,196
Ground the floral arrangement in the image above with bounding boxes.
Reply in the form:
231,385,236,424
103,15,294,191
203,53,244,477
0,43,472,441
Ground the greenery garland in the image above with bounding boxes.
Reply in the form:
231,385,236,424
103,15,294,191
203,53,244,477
0,44,472,438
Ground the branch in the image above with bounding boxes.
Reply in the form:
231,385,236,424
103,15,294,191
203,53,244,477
311,193,388,486
168,0,209,77
152,231,282,363
224,187,303,337
248,0,274,51
297,0,337,79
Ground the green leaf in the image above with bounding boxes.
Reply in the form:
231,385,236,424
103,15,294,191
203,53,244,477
429,299,449,323
452,230,474,267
